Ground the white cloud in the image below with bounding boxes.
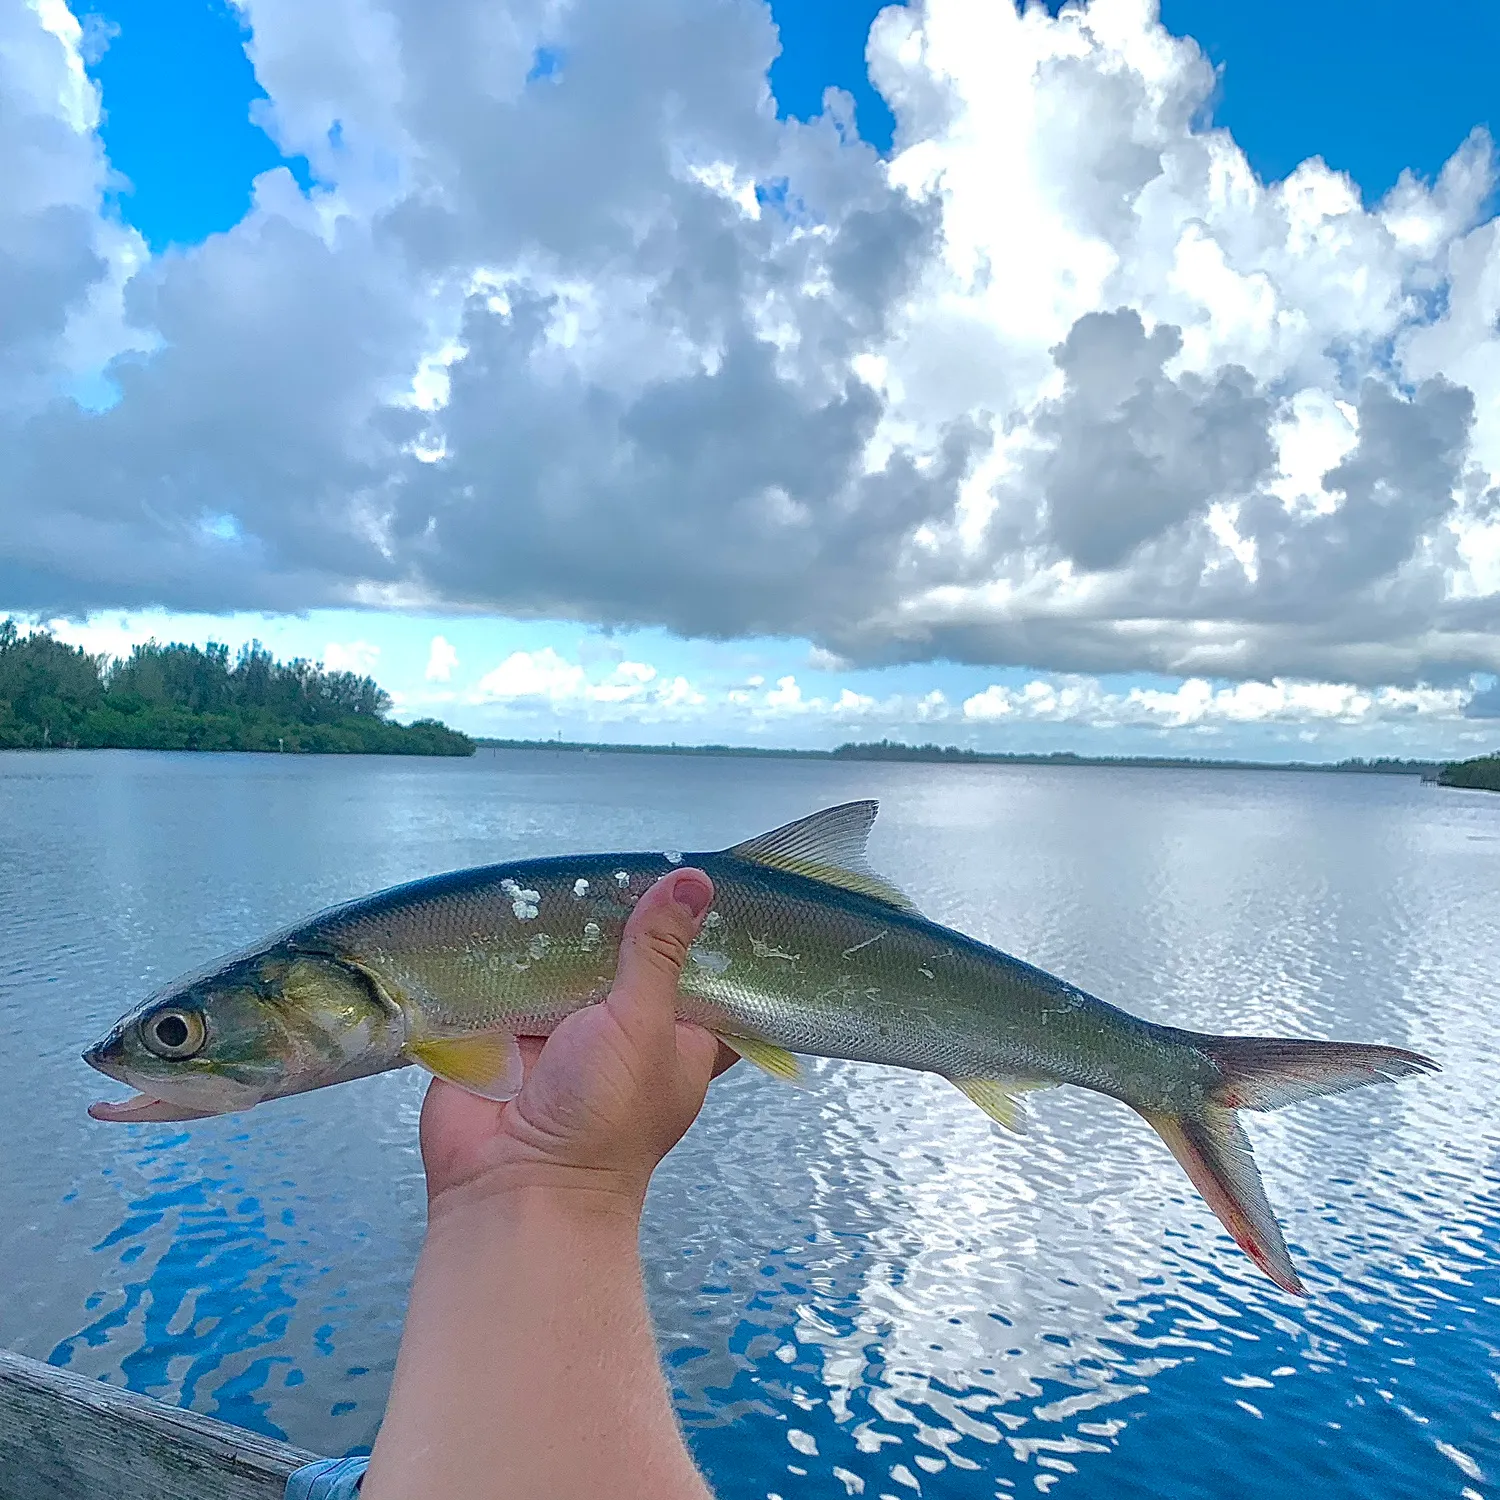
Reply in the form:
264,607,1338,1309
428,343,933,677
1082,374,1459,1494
807,645,852,671
588,660,656,702
471,649,702,715
0,0,148,418
425,634,459,682
653,674,706,711
962,675,1469,729
1,0,1499,715
766,675,803,710
464,652,1477,744
44,613,156,662
323,639,380,673
474,647,588,703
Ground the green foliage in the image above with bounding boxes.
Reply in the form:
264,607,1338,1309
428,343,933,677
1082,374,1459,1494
0,622,472,757
1437,754,1500,791
0,620,103,747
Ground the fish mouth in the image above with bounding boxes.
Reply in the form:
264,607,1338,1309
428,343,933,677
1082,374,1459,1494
82,1041,246,1123
87,1093,219,1124
82,1034,128,1081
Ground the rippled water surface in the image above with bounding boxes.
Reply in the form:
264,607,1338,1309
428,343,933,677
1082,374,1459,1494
1,748,1496,1497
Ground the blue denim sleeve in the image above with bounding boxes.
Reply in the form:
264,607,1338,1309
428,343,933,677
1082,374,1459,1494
285,1455,370,1498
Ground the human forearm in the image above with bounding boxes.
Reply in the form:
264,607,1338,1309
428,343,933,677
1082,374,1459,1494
362,1187,714,1500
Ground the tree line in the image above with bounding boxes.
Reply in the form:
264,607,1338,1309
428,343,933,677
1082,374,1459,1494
1437,754,1500,792
830,739,1443,773
0,622,473,756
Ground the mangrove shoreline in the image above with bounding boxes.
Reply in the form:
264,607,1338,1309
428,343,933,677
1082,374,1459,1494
0,622,473,757
476,736,1491,780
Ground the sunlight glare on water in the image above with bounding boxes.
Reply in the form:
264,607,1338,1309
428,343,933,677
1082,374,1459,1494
0,748,1495,1497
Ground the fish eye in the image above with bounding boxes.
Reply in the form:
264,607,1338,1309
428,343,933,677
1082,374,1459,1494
139,1008,206,1061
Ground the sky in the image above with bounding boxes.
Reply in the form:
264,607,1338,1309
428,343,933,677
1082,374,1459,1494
4,0,1500,758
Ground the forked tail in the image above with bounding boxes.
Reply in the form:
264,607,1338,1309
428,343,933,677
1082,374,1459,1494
1135,1036,1438,1295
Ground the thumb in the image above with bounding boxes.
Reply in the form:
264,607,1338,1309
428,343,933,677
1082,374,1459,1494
607,867,713,1051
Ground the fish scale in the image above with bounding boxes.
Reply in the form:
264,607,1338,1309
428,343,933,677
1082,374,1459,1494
84,800,1439,1296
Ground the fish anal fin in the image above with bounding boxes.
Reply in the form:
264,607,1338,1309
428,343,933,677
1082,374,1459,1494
952,1076,1048,1135
406,1033,526,1102
727,801,920,914
1137,1105,1306,1296
718,1034,804,1083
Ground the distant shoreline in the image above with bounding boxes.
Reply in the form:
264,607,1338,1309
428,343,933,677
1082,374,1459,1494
474,736,1451,777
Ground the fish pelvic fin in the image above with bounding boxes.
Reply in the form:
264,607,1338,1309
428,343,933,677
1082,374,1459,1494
405,1033,526,1102
726,801,921,915
1136,1105,1305,1296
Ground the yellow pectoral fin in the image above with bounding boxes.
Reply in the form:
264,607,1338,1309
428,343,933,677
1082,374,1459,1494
718,1034,805,1083
952,1076,1051,1135
405,1033,526,1102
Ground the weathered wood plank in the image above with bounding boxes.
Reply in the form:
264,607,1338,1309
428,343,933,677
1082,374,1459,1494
0,1350,321,1500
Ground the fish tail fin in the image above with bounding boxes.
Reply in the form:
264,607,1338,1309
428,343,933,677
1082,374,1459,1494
1137,1036,1438,1295
1134,1104,1305,1294
1194,1034,1439,1112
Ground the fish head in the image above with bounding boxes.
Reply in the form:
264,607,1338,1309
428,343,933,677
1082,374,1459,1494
84,944,407,1123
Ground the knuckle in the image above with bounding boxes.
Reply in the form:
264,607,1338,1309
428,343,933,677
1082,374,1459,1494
634,921,692,974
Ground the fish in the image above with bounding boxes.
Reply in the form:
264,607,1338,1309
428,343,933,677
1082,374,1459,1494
84,800,1438,1294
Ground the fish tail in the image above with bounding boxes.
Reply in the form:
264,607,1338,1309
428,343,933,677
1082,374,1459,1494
1194,1034,1439,1111
1134,1103,1306,1293
1135,1036,1439,1295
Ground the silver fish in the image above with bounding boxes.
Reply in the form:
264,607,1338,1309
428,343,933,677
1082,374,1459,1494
85,801,1437,1292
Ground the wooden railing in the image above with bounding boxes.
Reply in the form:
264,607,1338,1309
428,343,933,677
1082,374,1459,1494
0,1350,321,1500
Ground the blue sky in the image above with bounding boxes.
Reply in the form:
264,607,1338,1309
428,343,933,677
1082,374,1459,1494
8,0,1500,756
87,0,1499,250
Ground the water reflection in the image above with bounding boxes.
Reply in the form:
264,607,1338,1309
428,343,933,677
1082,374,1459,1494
0,750,1496,1496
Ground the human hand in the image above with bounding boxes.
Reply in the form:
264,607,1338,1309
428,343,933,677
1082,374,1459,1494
419,867,736,1224
367,869,731,1500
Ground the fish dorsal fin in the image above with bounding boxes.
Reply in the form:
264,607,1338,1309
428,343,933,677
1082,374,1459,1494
726,800,920,914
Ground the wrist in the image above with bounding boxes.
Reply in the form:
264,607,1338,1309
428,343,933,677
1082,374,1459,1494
425,1163,649,1241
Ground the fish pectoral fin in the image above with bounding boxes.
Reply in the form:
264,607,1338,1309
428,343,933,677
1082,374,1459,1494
405,1033,526,1102
951,1076,1050,1135
717,1034,805,1084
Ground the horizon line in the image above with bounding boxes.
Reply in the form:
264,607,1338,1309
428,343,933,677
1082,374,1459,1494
469,736,1477,775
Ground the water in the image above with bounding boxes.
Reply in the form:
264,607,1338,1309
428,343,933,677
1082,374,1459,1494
1,748,1496,1497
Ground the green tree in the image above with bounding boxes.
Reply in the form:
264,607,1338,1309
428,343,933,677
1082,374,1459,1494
1438,754,1500,792
0,622,104,747
0,619,472,757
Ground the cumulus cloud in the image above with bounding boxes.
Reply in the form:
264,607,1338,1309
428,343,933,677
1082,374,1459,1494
962,675,1468,730
323,639,380,673
424,633,458,681
0,0,143,415
722,672,948,726
1029,309,1275,572
3,0,1500,702
472,648,703,715
453,643,1475,749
